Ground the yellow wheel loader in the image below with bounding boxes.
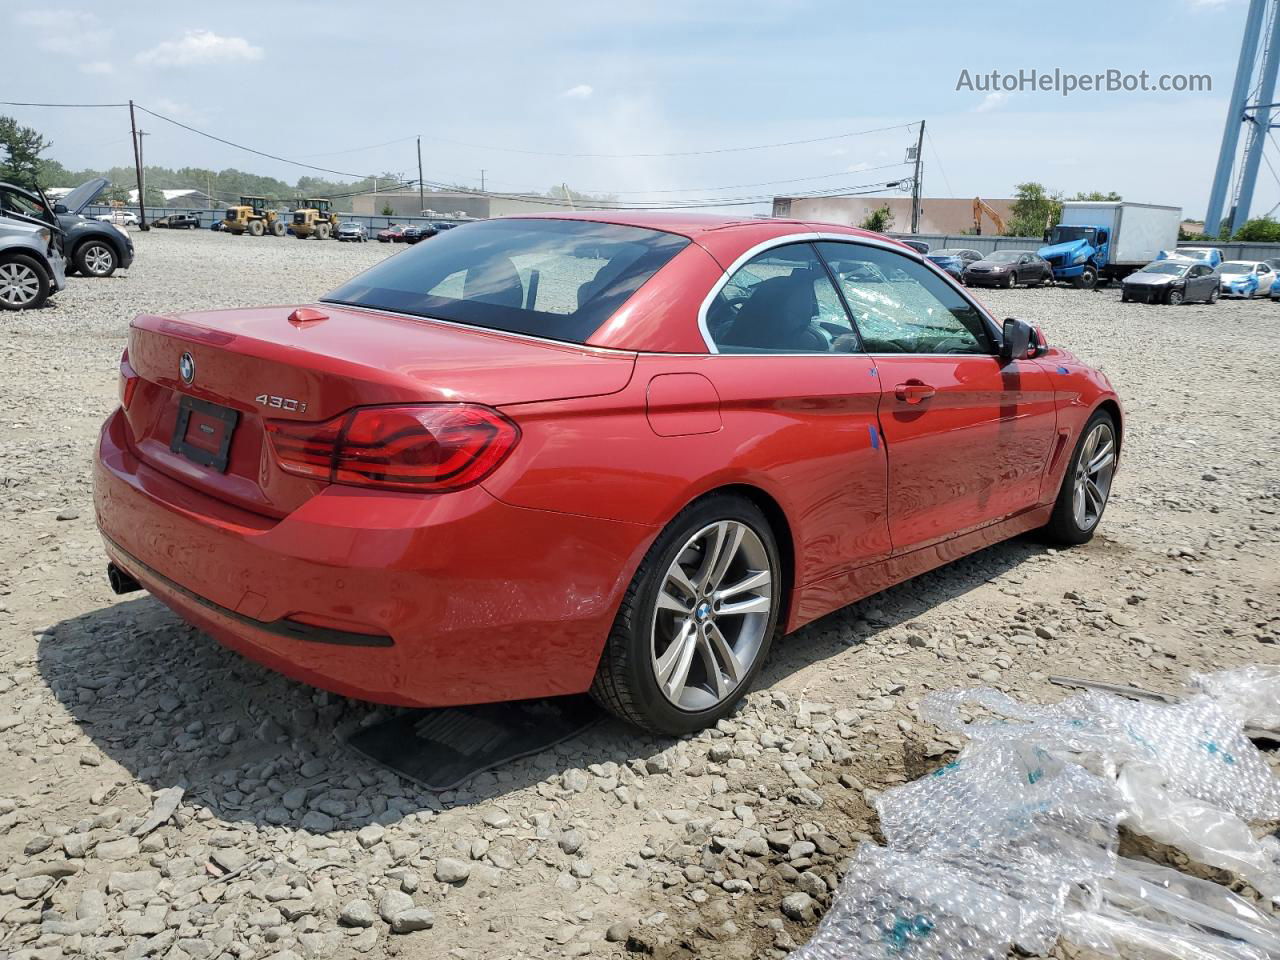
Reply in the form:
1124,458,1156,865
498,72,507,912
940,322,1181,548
222,196,285,237
290,198,341,239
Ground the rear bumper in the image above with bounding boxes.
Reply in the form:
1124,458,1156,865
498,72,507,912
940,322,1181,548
94,408,654,707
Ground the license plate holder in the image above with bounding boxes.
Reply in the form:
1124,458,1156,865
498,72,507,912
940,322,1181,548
170,395,239,473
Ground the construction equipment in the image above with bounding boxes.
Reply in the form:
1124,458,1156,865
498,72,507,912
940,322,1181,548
290,199,340,239
222,196,285,237
972,197,1006,236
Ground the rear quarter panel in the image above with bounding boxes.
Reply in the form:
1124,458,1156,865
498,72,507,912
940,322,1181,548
482,352,892,593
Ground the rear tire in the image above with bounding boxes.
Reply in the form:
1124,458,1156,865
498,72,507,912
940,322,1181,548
0,254,51,310
270,220,285,237
247,219,265,237
1041,410,1117,546
589,494,782,735
1208,287,1218,304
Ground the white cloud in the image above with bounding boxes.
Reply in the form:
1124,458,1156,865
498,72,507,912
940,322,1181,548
17,9,96,28
561,84,594,100
135,30,263,67
18,8,110,54
79,61,115,75
973,91,1010,113
1186,0,1235,8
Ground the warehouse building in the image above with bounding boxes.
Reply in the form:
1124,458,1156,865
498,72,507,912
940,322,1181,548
350,190,569,219
772,195,1016,235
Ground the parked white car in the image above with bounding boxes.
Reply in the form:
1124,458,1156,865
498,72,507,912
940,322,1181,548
1218,260,1275,298
96,211,139,227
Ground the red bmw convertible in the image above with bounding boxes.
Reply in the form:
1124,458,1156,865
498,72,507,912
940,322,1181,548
94,213,1121,734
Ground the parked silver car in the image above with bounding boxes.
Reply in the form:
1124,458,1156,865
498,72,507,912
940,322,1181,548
0,193,67,310
336,221,369,243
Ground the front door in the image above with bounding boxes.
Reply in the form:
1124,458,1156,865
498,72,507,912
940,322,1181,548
816,241,1059,554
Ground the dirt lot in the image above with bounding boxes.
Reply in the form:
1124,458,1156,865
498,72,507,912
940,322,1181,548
0,229,1277,959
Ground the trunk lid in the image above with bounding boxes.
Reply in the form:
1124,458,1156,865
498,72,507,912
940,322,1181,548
122,303,636,516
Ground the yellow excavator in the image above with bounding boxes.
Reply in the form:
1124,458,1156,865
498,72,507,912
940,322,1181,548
290,199,340,239
972,197,1006,236
223,196,285,237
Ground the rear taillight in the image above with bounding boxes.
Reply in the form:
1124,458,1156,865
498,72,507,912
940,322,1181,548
119,350,139,410
265,404,520,493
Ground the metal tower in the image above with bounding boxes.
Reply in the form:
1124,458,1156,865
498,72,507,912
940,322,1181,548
1205,0,1280,238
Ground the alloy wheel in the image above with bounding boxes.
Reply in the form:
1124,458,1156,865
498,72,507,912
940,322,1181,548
84,244,113,275
650,520,774,712
0,262,40,307
1072,421,1116,531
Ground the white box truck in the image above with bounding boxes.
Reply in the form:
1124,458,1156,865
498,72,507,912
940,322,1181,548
1038,201,1183,288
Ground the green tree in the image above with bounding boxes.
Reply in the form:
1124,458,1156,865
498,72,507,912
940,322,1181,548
0,115,51,187
1231,217,1280,242
1007,182,1063,238
859,204,894,233
381,202,394,216
1071,191,1122,202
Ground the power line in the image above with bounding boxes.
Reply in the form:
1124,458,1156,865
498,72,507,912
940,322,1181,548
924,128,954,197
0,100,128,108
133,104,411,182
413,121,917,159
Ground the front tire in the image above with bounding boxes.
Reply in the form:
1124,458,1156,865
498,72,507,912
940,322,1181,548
75,240,117,278
590,495,782,735
0,254,51,310
1042,410,1117,545
247,219,265,237
1073,266,1098,290
1167,288,1184,306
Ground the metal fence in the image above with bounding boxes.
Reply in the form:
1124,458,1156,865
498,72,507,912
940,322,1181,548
83,205,465,233
82,208,1280,262
890,232,1280,262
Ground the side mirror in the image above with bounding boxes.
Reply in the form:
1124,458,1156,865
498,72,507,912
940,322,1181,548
1000,317,1033,362
53,203,68,214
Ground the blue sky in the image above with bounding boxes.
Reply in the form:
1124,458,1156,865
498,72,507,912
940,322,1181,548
4,0,1264,220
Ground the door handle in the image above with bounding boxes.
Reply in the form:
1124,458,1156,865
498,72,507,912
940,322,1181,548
894,380,936,404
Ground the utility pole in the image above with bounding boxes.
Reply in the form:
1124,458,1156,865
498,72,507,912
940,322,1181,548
416,138,425,215
910,120,925,234
129,100,148,230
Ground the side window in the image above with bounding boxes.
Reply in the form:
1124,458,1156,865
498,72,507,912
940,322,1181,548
816,241,994,355
707,243,858,354
1259,264,1271,275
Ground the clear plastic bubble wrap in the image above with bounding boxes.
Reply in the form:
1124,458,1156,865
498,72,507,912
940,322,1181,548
873,741,1122,952
1192,665,1280,731
921,687,1280,820
1063,856,1280,960
790,683,1280,960
786,844,1025,960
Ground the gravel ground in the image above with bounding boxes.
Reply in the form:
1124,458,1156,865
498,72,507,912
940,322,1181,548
0,229,1277,959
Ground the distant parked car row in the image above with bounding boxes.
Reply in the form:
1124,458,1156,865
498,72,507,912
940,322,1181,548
376,221,459,243
1117,245,1280,304
0,177,135,310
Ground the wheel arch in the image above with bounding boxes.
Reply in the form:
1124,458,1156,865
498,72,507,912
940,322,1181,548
0,248,52,276
1093,398,1123,456
682,482,797,633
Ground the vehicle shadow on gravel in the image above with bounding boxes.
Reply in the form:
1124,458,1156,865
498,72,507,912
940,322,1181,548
38,534,1048,833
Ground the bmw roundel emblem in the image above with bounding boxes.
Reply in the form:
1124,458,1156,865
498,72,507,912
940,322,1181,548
179,352,195,385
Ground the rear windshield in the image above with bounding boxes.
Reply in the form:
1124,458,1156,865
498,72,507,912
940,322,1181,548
323,218,689,343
